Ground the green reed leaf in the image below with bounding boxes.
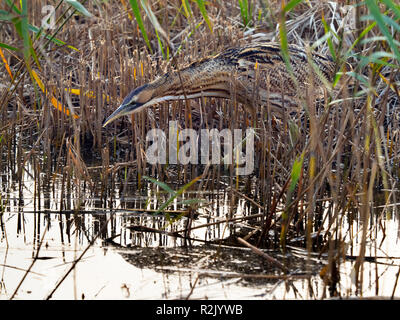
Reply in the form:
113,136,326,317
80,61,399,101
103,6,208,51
238,0,250,27
4,0,21,14
129,0,153,53
288,152,304,194
365,0,400,63
141,0,168,59
321,15,336,61
280,151,305,250
28,24,79,51
0,42,19,51
0,9,16,21
283,0,303,13
195,0,213,31
182,0,192,18
381,0,400,20
359,51,397,69
146,175,201,217
143,176,174,194
65,0,92,17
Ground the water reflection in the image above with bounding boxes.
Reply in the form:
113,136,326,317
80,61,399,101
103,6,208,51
0,161,400,300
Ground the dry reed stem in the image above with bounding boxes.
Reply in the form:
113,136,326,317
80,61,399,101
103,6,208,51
237,237,288,272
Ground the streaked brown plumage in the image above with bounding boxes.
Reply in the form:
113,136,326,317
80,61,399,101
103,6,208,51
103,42,336,126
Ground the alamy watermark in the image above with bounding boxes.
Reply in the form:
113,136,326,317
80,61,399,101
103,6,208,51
41,5,56,30
146,121,255,175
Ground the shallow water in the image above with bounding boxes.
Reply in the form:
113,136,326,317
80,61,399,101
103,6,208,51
1,162,400,300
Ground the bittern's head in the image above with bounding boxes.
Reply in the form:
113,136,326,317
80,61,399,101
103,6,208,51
102,84,154,127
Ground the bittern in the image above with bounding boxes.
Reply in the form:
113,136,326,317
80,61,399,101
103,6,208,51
103,42,336,127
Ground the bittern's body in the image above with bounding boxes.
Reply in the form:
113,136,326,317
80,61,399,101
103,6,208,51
103,42,336,126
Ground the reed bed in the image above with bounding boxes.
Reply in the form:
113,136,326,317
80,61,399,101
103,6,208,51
1,0,400,298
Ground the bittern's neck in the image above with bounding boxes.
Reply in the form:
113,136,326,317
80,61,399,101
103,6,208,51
147,58,234,106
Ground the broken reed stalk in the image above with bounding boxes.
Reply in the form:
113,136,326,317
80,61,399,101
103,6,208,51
237,237,288,273
155,266,310,280
174,212,265,234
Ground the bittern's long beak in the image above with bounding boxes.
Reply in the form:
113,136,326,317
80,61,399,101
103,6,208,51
102,103,126,127
102,102,142,127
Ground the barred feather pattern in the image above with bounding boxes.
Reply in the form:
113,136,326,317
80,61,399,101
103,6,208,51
148,42,336,111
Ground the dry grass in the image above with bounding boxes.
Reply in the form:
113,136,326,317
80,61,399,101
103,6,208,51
1,0,400,297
